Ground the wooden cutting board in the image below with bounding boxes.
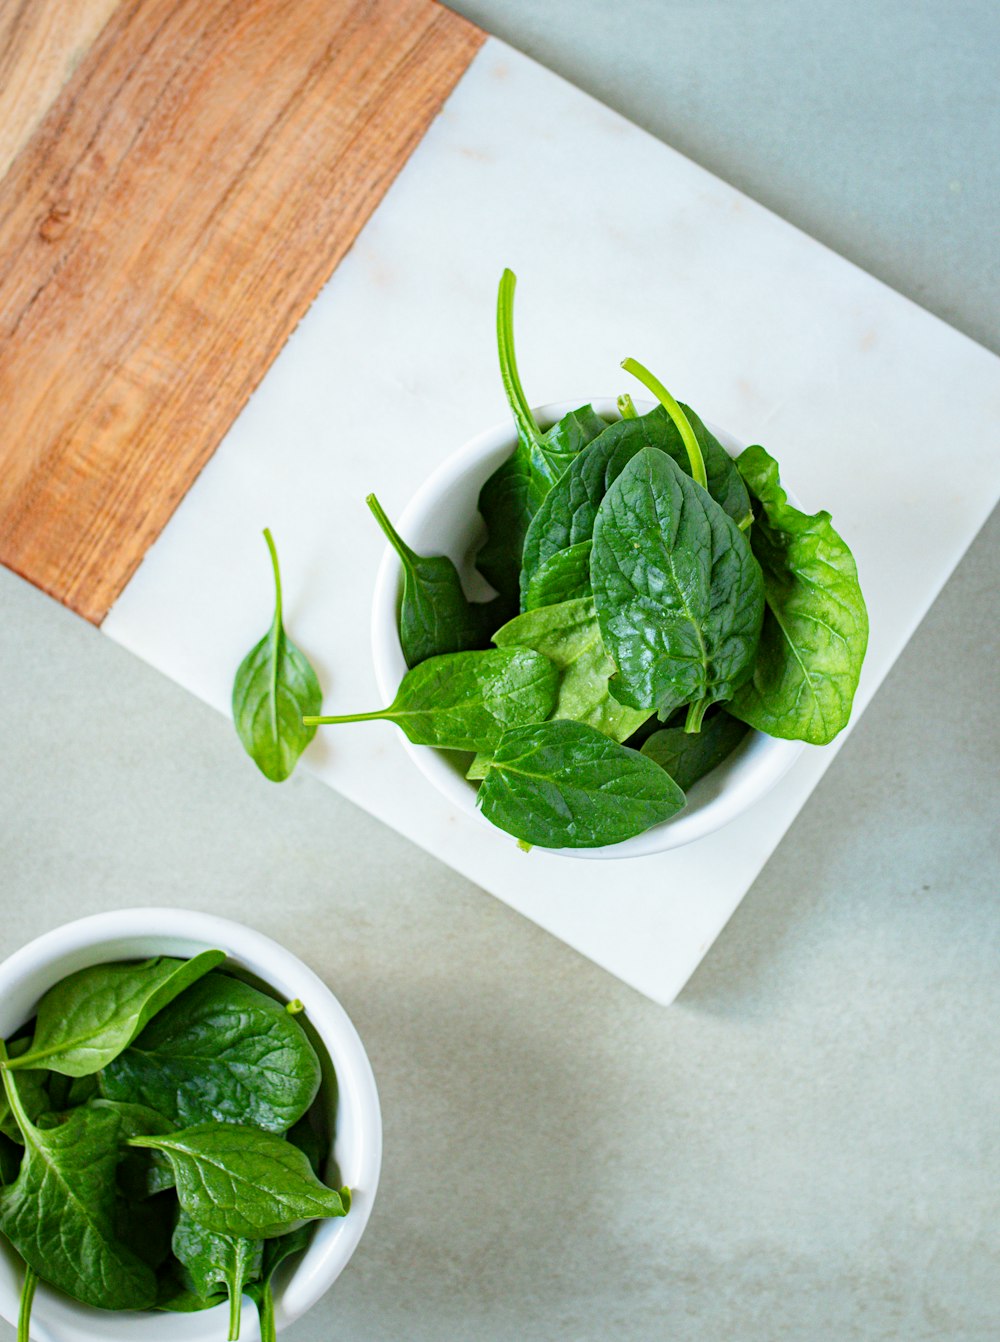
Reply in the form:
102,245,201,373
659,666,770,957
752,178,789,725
0,0,483,623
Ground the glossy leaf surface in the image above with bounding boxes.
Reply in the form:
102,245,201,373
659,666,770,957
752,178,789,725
522,540,593,611
478,720,685,848
728,445,869,743
640,710,750,789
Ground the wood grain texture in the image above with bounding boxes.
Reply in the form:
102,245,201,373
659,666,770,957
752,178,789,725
0,0,484,623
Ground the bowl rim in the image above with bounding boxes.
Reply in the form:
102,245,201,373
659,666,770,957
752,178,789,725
370,398,804,859
0,908,382,1342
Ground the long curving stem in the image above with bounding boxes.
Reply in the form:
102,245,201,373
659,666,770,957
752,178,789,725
303,711,388,727
262,528,282,630
18,1266,37,1342
621,358,707,489
496,269,541,448
366,493,415,569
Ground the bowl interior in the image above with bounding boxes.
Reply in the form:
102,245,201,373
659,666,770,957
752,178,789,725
0,910,380,1342
371,399,803,859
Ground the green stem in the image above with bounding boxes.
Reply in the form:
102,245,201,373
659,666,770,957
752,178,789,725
228,1284,242,1342
256,1282,277,1342
262,528,282,630
303,711,387,727
617,393,638,420
621,358,707,489
0,1042,34,1139
366,493,415,571
496,268,541,448
18,1265,37,1342
684,698,709,734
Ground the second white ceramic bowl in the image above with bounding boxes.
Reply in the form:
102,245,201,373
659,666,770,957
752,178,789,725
0,909,381,1342
371,399,803,859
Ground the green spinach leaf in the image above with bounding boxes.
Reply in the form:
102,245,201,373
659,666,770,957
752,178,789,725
728,445,869,743
4,950,225,1077
478,720,685,848
0,1055,157,1310
522,540,593,611
0,1040,47,1141
591,448,764,726
476,270,606,610
101,974,321,1134
640,710,750,789
129,1123,350,1240
232,528,322,782
306,647,558,754
173,1211,263,1341
89,1098,178,1200
367,493,497,668
493,598,650,743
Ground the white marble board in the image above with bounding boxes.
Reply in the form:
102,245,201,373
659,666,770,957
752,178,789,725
103,39,1000,1004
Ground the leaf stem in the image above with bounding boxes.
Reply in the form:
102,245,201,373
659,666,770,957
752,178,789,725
617,393,638,420
303,711,387,727
496,269,541,448
18,1265,37,1342
262,528,282,630
366,494,415,570
228,1283,242,1342
621,358,707,489
684,699,709,734
257,1283,277,1342
0,1041,33,1139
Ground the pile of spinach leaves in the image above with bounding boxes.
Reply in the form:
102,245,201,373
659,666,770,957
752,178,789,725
0,953,348,1341
307,270,869,849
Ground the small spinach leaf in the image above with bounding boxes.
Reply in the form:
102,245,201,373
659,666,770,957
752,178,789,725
478,720,685,848
640,710,750,789
3,950,225,1077
591,448,764,725
523,540,593,611
173,1211,263,1342
728,445,869,743
0,1055,157,1310
306,648,558,754
129,1123,351,1240
101,974,322,1135
493,598,650,743
232,528,322,782
367,493,497,668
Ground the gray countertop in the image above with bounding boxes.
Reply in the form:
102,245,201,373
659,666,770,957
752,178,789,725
2,3,998,1338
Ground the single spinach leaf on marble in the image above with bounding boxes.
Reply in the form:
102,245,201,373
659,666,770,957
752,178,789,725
493,598,650,743
129,1123,351,1240
0,1040,47,1142
728,445,869,744
101,974,322,1135
476,270,606,610
478,720,685,848
0,1054,157,1310
591,448,764,727
232,528,322,783
305,647,558,754
640,710,750,790
523,540,593,611
367,493,498,668
3,950,225,1078
173,1210,263,1342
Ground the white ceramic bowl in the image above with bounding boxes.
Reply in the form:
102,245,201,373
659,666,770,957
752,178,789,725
0,909,381,1342
371,399,804,859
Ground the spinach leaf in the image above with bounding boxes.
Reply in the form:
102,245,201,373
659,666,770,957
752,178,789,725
232,528,322,782
522,540,593,611
367,493,497,668
4,950,225,1077
493,598,650,743
591,448,764,727
90,1098,178,1200
640,710,750,789
155,1261,227,1313
306,647,558,754
478,720,685,848
173,1211,263,1342
0,1040,47,1141
101,974,321,1135
728,445,869,743
129,1123,351,1240
0,1055,157,1310
476,270,606,611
